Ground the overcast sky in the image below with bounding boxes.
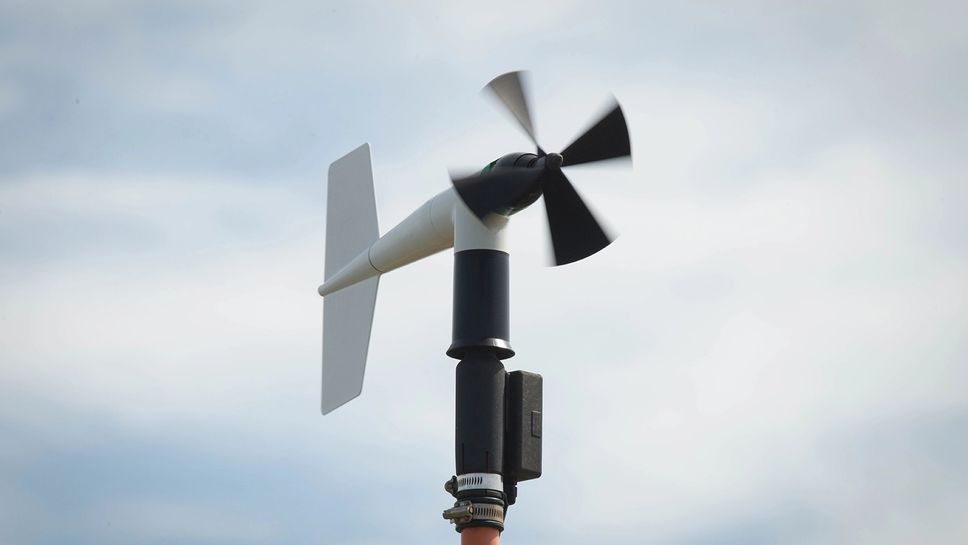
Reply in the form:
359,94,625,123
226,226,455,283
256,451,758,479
2,1,967,544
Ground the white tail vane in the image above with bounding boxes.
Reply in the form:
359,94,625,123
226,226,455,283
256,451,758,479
321,144,380,414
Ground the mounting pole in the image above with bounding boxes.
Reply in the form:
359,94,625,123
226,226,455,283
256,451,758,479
441,206,512,540
440,202,544,540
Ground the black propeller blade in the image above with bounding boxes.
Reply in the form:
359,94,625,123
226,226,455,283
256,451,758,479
561,101,631,167
485,71,539,148
541,170,612,265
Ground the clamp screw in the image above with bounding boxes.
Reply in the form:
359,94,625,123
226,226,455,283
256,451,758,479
443,476,458,497
442,501,474,525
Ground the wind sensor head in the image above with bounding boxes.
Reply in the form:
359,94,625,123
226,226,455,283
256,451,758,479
318,70,632,413
451,70,632,265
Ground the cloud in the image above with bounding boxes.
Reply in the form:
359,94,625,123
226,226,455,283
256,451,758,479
83,499,282,542
2,1,967,544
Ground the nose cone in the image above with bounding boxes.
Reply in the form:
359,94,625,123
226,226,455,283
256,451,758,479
545,152,563,170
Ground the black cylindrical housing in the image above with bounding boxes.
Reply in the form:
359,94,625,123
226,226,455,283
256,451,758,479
455,350,506,476
448,250,514,359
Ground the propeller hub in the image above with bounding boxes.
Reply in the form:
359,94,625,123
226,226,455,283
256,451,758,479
545,152,563,170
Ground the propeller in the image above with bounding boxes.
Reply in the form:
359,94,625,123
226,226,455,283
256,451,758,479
451,71,632,266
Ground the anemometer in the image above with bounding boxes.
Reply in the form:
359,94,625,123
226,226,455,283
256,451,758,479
317,71,631,539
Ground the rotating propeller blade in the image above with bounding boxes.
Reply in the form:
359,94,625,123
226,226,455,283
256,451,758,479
561,101,631,167
451,168,544,222
541,170,613,265
485,71,540,148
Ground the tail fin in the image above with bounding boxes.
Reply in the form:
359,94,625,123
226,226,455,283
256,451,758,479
322,143,380,414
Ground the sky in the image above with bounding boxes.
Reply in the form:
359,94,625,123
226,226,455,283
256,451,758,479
1,1,967,544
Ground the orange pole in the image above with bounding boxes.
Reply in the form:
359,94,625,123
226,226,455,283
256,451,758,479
461,527,500,545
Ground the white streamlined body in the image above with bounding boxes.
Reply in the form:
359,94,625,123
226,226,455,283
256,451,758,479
319,143,506,414
319,182,507,297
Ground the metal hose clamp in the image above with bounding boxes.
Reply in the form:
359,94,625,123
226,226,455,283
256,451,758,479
441,500,505,532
